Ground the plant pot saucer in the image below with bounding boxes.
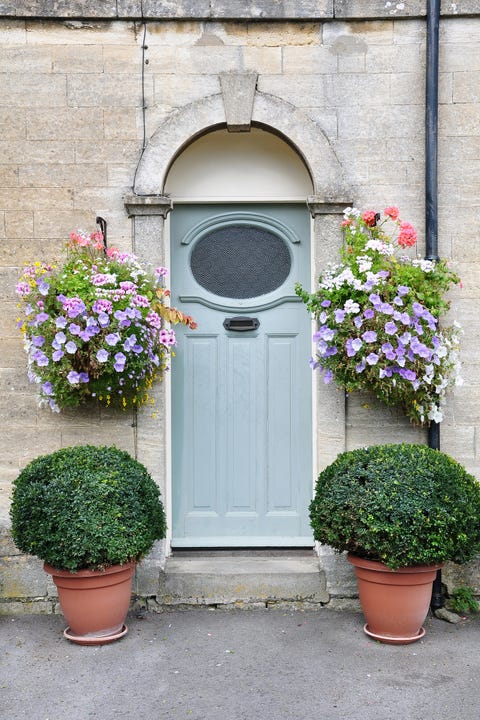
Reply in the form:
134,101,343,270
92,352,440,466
364,623,425,645
63,624,128,646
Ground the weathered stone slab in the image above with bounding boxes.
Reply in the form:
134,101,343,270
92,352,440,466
2,0,479,18
11,0,117,16
158,555,329,606
0,600,54,615
335,0,426,18
210,0,333,18
0,554,47,599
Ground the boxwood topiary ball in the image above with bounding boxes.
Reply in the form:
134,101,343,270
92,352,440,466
309,443,480,570
10,445,167,572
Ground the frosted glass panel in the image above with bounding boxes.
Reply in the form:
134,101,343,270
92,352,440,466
190,225,291,299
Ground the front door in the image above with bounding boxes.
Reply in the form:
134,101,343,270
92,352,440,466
170,204,313,547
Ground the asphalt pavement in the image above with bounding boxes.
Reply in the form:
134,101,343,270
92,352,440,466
2,606,479,720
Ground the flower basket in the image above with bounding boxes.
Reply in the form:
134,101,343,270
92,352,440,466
16,230,196,412
295,206,461,424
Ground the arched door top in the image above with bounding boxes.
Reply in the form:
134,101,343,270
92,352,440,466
132,87,346,201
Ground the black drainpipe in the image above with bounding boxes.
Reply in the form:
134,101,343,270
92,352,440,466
425,0,444,610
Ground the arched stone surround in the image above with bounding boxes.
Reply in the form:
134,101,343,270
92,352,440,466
125,82,351,593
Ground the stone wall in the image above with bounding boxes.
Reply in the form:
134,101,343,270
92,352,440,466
1,3,479,609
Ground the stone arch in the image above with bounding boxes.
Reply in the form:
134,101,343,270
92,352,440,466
133,90,346,200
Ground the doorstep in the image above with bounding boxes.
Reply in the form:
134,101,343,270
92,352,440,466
156,550,329,608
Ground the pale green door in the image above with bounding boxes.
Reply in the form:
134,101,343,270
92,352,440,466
171,204,313,547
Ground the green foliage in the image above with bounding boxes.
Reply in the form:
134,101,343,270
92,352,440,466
10,445,167,572
448,586,479,614
309,443,480,570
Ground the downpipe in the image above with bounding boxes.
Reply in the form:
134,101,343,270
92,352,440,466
425,0,444,611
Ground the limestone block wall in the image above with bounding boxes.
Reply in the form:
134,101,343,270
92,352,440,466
1,2,479,609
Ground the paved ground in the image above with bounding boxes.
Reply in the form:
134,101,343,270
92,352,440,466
1,606,480,720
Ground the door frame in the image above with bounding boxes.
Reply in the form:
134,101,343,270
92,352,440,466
124,194,349,559
168,201,315,549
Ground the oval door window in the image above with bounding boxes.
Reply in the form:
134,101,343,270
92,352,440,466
190,224,292,299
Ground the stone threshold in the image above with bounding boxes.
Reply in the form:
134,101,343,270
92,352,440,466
155,550,329,608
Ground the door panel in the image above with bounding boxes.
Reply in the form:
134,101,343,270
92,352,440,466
171,204,313,547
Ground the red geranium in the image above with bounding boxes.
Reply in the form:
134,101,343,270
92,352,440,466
398,221,417,248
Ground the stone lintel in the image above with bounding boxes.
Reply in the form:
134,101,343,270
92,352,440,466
307,196,352,217
124,194,172,218
220,72,258,133
6,1,479,19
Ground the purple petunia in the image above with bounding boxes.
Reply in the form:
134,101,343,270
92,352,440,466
96,348,109,363
381,342,396,361
65,340,77,354
362,330,377,343
42,381,54,396
97,312,110,328
314,326,336,343
379,302,394,315
114,352,126,372
33,350,49,366
35,312,49,325
346,337,363,357
398,368,417,382
412,302,426,317
105,333,121,346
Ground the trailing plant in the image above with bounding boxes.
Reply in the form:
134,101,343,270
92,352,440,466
448,586,479,614
15,230,196,412
10,445,167,572
309,443,480,570
295,206,461,425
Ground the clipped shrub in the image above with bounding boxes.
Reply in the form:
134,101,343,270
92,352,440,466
309,443,480,570
10,445,167,572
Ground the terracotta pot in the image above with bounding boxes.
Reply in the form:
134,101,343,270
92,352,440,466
347,553,442,645
44,561,135,645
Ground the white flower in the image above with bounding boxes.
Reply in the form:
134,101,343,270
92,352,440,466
435,377,449,393
343,206,360,219
365,239,394,256
344,299,360,314
412,259,435,273
334,268,356,289
428,405,444,423
357,256,372,273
